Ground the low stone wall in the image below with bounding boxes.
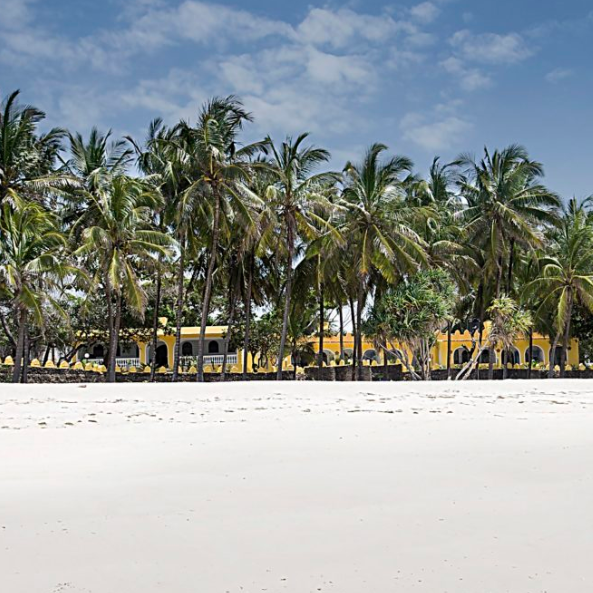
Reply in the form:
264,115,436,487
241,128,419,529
2,364,591,384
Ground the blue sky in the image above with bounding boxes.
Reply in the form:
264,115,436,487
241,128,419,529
1,0,592,197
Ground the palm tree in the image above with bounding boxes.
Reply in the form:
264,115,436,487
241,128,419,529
0,90,67,209
0,202,73,382
176,96,261,382
265,133,337,379
456,145,560,297
341,143,426,379
525,197,593,377
127,119,180,380
73,175,175,382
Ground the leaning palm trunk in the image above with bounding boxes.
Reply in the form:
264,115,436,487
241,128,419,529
172,243,185,381
456,340,492,381
150,263,162,382
197,193,222,383
277,220,295,380
11,308,27,383
242,251,254,380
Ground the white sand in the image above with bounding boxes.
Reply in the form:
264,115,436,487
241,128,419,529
1,380,593,593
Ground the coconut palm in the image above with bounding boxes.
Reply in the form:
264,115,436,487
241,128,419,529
264,133,338,379
175,96,262,382
0,90,67,209
525,197,593,377
341,143,426,378
0,202,74,382
456,145,560,297
73,174,175,382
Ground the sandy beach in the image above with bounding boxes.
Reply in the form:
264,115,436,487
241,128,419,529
1,380,593,592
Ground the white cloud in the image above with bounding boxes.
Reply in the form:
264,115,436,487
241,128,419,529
401,109,472,151
545,68,573,83
410,2,440,24
295,7,398,50
450,29,534,64
441,57,491,91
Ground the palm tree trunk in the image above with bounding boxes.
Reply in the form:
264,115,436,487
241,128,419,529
317,281,324,379
338,304,344,361
446,320,452,380
527,327,534,379
107,293,122,383
150,263,162,382
104,274,116,381
548,333,561,378
277,219,295,380
22,328,29,384
198,192,222,383
172,241,185,381
12,308,27,383
242,250,254,381
221,270,241,382
560,294,573,378
349,297,357,381
506,239,515,295
356,279,364,381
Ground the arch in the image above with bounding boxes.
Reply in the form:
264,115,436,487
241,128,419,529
91,344,105,359
154,343,168,367
363,348,378,362
182,341,193,356
453,347,470,365
208,340,220,354
343,348,354,362
479,349,495,364
550,345,563,366
502,347,521,366
322,349,335,363
525,345,544,365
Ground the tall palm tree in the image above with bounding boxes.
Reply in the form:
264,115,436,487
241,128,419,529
73,175,175,382
127,119,181,380
265,133,337,379
525,197,593,377
0,90,68,210
176,96,261,382
0,202,73,382
456,145,560,297
341,143,426,379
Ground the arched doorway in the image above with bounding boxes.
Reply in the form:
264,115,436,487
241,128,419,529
208,340,220,354
550,346,563,366
182,342,193,356
502,347,521,366
363,349,378,362
155,344,168,367
453,347,470,365
525,346,544,365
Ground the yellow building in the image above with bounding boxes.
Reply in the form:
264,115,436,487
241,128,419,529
317,327,579,369
76,322,579,373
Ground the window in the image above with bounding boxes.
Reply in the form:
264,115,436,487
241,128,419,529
526,346,544,364
208,340,220,354
453,348,470,364
182,342,193,356
502,348,520,366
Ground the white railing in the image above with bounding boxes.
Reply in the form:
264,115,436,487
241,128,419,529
180,354,238,368
87,357,140,369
